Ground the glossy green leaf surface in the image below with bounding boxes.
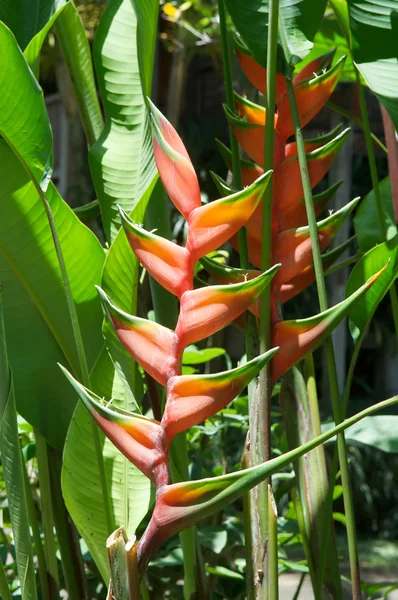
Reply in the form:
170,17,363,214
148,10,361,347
346,239,398,342
24,3,68,78
88,0,157,241
54,1,103,146
62,349,152,583
0,22,53,190
224,0,328,66
297,10,355,82
0,293,37,600
0,142,104,448
0,0,65,50
347,0,398,130
354,177,397,252
62,0,158,578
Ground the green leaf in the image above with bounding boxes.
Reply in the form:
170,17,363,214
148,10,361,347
205,565,244,580
296,10,355,82
53,1,103,146
182,346,226,365
0,0,65,51
198,526,227,554
133,0,159,97
62,350,152,583
346,238,398,342
224,0,328,67
0,292,37,600
354,177,397,252
347,0,398,130
0,142,105,448
62,0,159,577
23,3,68,78
345,416,398,453
0,22,53,190
88,0,158,241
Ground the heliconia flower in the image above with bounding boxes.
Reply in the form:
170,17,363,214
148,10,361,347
277,180,343,231
59,367,170,485
216,129,349,235
272,199,359,285
186,170,272,262
235,44,343,142
271,267,385,382
162,349,278,440
119,208,192,298
277,57,346,140
175,266,279,348
97,287,179,386
280,236,357,304
224,105,284,166
148,98,201,219
284,124,344,159
233,198,360,275
235,42,335,98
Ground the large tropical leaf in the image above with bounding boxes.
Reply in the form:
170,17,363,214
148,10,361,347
296,7,355,82
53,1,103,146
0,142,104,448
88,0,158,241
0,293,37,599
224,0,328,67
354,177,397,253
0,27,104,447
62,0,159,579
347,0,398,130
346,239,398,342
0,0,65,50
23,3,68,78
0,22,53,189
62,350,152,583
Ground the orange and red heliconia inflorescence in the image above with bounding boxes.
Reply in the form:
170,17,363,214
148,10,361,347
74,47,381,568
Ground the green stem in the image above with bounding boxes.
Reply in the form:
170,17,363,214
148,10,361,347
48,448,88,600
252,0,280,596
217,3,259,594
278,22,361,600
355,74,398,339
267,487,278,600
326,101,387,154
291,489,316,593
0,557,11,600
23,464,51,600
35,432,60,598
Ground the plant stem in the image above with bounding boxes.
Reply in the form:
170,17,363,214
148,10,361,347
267,487,278,600
35,431,60,598
251,0,280,596
48,448,88,600
381,103,398,222
355,76,398,339
23,464,51,600
278,22,361,600
0,557,11,600
217,3,259,594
